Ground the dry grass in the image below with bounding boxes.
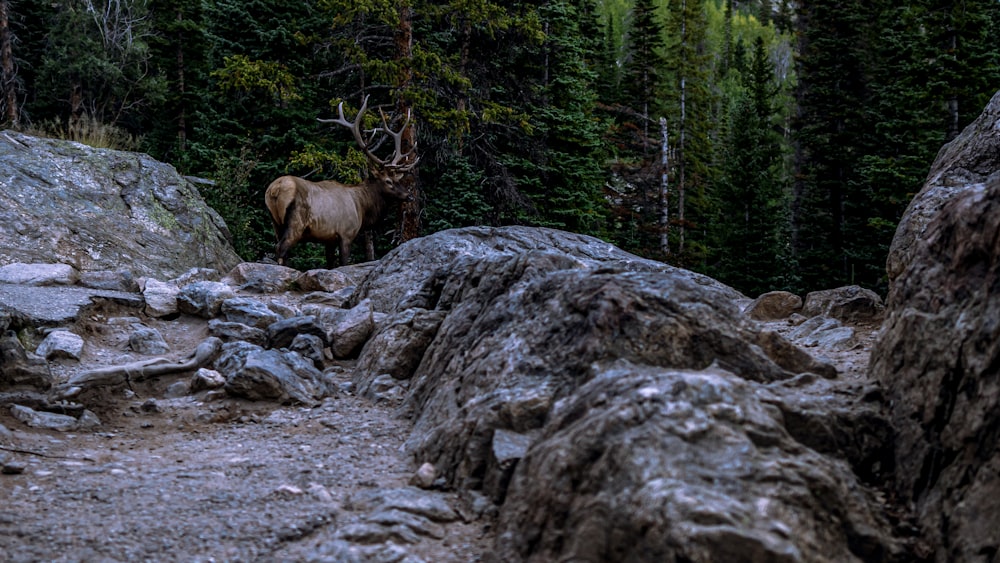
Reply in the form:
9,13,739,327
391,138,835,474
22,115,141,151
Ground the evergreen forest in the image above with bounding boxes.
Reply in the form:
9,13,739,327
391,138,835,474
1,0,998,295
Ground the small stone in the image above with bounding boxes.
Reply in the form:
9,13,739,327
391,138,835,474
164,381,190,398
410,462,437,489
140,398,162,413
77,410,102,429
190,368,226,391
2,460,27,475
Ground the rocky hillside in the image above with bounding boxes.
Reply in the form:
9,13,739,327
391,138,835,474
2,88,1000,562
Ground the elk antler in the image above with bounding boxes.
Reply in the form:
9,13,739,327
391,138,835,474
318,95,418,172
377,108,419,172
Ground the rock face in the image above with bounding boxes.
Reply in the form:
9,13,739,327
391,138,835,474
886,89,1000,282
0,131,241,279
870,176,1000,563
338,226,904,561
497,362,898,563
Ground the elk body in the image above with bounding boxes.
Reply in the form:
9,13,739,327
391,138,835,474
265,96,417,268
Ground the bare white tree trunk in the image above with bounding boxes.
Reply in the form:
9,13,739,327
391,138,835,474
678,0,687,255
659,117,670,256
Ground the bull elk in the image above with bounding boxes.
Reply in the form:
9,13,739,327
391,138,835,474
265,96,417,268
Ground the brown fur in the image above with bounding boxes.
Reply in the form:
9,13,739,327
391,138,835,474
264,173,411,267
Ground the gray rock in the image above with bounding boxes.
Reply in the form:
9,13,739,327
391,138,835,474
355,308,446,390
0,263,78,286
364,374,407,403
350,225,745,314
745,290,802,320
350,487,459,523
871,175,1000,562
410,462,437,490
802,285,884,324
328,299,375,359
225,349,327,405
301,288,355,308
289,333,326,369
483,429,533,504
364,508,445,539
77,270,139,292
887,90,1000,282
190,368,226,392
0,131,241,279
221,262,300,293
207,319,268,346
335,522,423,545
0,283,143,326
789,316,857,351
164,380,191,398
268,316,327,350
36,329,85,360
170,267,221,286
297,269,355,292
221,297,282,328
495,362,901,563
0,330,51,389
129,326,170,355
10,404,79,431
765,373,893,483
400,250,821,490
213,341,263,377
141,278,179,318
176,281,236,319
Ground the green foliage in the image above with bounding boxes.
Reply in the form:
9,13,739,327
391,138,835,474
5,0,998,292
200,145,268,261
708,37,795,296
423,153,492,232
212,55,301,103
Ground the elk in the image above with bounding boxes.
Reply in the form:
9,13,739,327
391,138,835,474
265,96,417,268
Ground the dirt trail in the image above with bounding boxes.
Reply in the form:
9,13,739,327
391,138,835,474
0,310,492,562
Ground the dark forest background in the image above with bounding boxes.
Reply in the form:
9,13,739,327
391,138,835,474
1,0,997,295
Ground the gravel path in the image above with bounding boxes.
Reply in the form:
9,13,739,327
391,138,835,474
0,374,492,562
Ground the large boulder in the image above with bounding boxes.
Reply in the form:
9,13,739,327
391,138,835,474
0,131,241,279
349,225,746,313
886,89,1000,282
496,362,902,563
377,230,831,491
870,176,1000,562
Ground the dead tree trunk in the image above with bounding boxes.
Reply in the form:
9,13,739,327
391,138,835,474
0,0,19,128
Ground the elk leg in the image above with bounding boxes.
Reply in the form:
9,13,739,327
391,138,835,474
275,225,302,266
339,237,352,267
324,242,339,269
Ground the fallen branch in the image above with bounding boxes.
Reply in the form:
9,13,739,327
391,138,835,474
53,337,223,399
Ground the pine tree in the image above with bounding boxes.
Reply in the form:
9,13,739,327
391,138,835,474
146,0,211,159
619,0,666,150
510,0,607,237
709,36,793,295
792,0,868,289
663,0,714,265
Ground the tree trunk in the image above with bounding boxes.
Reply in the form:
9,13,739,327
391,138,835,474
176,9,187,152
677,0,687,255
659,117,670,256
0,0,19,128
395,2,420,243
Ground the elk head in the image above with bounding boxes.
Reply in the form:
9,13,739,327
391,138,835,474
318,95,418,201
